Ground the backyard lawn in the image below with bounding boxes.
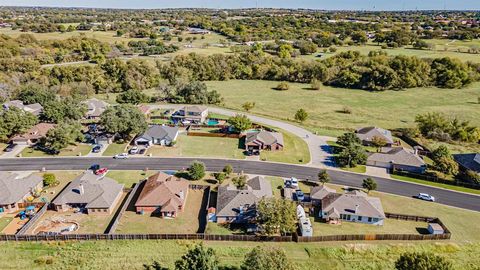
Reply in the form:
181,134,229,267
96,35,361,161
0,217,13,234
115,189,207,234
102,143,128,156
207,80,480,137
20,144,92,157
146,134,246,159
105,170,157,187
33,171,83,202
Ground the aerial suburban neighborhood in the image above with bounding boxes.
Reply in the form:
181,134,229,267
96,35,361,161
0,1,479,270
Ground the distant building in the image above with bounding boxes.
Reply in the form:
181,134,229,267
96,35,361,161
454,153,480,175
3,100,43,116
356,127,394,146
188,27,211,35
10,123,55,146
367,147,426,174
245,131,284,151
172,106,209,124
82,98,109,119
52,171,124,215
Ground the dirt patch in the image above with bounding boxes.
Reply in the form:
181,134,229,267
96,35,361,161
2,217,28,235
32,217,79,235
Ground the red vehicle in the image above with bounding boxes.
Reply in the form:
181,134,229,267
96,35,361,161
94,168,109,175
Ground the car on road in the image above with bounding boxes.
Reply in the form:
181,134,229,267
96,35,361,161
417,193,435,202
94,168,109,175
129,146,139,155
295,189,305,201
92,144,103,153
113,153,129,159
90,164,100,171
3,144,17,152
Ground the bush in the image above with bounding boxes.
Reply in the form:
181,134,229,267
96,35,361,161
214,172,226,184
43,173,58,187
395,252,453,270
310,78,322,90
275,82,289,91
223,164,233,175
187,161,206,180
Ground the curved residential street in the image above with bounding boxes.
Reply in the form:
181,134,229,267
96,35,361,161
0,157,479,212
149,104,336,167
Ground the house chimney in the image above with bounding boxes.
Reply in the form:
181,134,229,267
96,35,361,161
355,204,359,214
79,184,84,195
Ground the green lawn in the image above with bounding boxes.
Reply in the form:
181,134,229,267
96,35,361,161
390,174,480,195
102,143,128,156
146,134,246,159
311,217,427,236
207,80,480,152
0,217,13,234
260,130,310,164
340,165,367,173
19,144,92,157
105,170,157,187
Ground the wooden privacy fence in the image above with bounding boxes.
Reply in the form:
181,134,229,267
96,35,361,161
16,203,48,236
106,182,142,234
187,132,240,138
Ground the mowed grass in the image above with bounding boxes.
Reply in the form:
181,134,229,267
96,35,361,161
390,174,480,195
33,171,83,202
207,79,480,135
20,144,92,157
260,130,310,164
0,218,13,234
116,189,207,234
146,134,246,159
102,143,128,156
105,170,157,187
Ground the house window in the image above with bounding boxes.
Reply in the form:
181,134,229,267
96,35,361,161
368,217,372,222
346,215,351,221
373,218,378,222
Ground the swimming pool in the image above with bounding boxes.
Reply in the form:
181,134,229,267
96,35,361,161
207,119,220,126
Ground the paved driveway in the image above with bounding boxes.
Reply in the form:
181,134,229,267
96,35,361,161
365,166,391,178
149,104,336,168
1,144,28,158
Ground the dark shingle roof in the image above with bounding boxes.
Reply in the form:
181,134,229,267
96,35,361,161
454,153,480,173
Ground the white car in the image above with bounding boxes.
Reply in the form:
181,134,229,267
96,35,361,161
113,153,129,159
417,193,435,202
129,146,139,155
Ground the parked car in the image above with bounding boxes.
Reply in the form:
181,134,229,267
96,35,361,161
138,148,146,155
284,177,299,188
113,153,129,159
94,168,108,175
129,146,139,155
296,190,305,201
92,144,103,153
3,143,17,152
417,193,435,202
90,164,100,171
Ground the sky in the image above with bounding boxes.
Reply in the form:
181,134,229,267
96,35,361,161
0,0,478,11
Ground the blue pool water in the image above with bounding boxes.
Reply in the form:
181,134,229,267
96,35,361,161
207,120,220,126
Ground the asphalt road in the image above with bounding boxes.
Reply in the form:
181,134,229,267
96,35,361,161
1,157,479,212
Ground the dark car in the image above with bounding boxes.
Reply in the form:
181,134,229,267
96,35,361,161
3,144,17,152
139,148,146,155
92,144,103,153
90,164,100,171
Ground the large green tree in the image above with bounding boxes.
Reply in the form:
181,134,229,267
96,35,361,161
337,144,367,168
227,114,252,133
100,104,147,139
45,122,84,152
257,197,296,236
174,244,219,270
188,161,206,180
116,89,150,104
337,132,361,148
0,106,38,141
42,97,88,123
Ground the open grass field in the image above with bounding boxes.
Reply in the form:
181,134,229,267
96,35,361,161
116,189,207,234
20,144,92,157
207,80,480,150
299,40,480,63
146,134,246,159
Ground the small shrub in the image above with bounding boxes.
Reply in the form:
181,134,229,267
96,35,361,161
310,78,322,90
214,172,226,184
43,173,58,187
274,82,289,91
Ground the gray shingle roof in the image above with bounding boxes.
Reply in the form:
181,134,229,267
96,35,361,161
310,185,336,201
0,172,43,204
83,98,109,118
183,105,208,113
454,153,480,173
136,125,179,142
367,147,425,167
3,100,44,116
245,131,284,147
356,126,394,144
216,176,272,217
53,171,123,209
322,192,385,219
